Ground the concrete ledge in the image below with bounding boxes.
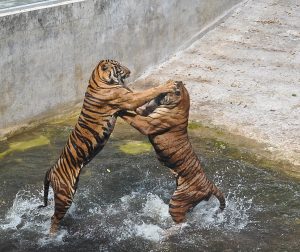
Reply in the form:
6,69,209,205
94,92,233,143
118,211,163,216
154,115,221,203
0,0,241,139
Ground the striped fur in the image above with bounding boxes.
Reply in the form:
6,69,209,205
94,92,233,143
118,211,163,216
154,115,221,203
120,80,225,223
40,60,177,233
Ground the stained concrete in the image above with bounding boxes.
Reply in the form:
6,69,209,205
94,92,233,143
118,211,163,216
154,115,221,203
0,0,241,138
132,0,300,175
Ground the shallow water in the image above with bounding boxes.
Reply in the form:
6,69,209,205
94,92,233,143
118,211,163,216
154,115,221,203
0,120,299,251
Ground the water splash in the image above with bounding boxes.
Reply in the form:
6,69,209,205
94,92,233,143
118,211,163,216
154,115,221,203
88,190,252,242
0,190,47,230
141,193,170,222
134,223,164,242
0,181,253,247
0,189,68,247
190,189,252,230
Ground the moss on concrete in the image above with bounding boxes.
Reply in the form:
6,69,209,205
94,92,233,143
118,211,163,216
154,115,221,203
1,116,299,180
0,135,50,159
119,140,152,155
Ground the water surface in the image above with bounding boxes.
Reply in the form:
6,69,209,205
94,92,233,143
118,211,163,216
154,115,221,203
0,120,299,251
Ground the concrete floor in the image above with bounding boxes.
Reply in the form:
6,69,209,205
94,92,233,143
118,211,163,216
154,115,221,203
132,0,300,175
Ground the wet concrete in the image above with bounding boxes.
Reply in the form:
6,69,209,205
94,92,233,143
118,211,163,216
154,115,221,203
133,0,300,178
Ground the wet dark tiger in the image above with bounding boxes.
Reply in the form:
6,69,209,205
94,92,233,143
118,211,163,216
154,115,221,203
120,80,225,223
39,60,176,233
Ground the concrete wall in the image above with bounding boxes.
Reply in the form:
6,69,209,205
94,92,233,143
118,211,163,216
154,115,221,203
0,0,241,138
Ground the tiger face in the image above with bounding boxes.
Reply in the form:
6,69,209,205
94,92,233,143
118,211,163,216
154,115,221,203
158,80,184,108
136,80,185,116
98,59,131,87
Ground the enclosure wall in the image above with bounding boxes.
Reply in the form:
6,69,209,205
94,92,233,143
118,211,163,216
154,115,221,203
0,0,240,138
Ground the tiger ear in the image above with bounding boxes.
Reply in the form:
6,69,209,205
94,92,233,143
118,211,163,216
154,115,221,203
101,63,109,71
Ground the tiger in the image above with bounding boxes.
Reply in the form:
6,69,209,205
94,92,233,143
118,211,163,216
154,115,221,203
39,60,177,233
119,80,225,223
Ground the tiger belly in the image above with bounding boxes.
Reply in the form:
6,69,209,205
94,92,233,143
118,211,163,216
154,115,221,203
74,113,117,164
47,114,118,233
50,114,117,190
82,115,117,165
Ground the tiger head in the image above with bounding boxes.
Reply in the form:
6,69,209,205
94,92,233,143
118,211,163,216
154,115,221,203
158,80,189,109
136,80,189,116
97,59,131,87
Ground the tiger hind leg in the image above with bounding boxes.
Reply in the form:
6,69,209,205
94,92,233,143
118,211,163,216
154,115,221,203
212,185,226,211
50,208,66,234
169,201,192,223
169,191,196,223
194,184,226,213
50,186,75,234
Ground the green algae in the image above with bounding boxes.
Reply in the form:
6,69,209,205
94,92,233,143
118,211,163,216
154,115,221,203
188,121,203,130
119,140,152,155
0,135,50,159
1,116,299,180
214,140,227,150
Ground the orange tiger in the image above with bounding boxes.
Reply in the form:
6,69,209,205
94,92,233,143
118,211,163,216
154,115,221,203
39,60,176,233
120,80,225,223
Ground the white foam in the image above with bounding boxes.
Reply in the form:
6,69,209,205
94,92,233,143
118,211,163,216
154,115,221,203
134,223,164,242
0,188,68,246
37,229,68,246
0,183,253,247
142,193,170,222
120,191,139,210
190,188,253,230
92,189,252,242
0,190,46,230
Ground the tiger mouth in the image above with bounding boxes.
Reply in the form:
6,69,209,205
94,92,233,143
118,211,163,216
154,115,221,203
118,76,128,87
120,77,125,85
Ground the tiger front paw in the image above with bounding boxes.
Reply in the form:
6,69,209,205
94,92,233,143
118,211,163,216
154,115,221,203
115,110,127,117
160,80,177,93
